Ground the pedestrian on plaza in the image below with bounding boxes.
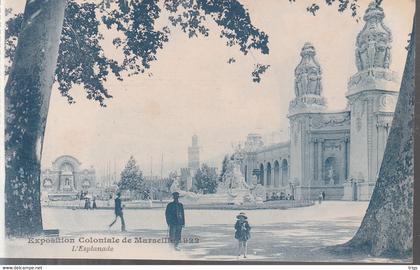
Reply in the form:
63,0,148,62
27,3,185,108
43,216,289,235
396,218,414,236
84,197,90,210
92,197,97,209
165,192,185,251
234,212,251,259
318,192,323,204
322,191,326,201
109,192,126,231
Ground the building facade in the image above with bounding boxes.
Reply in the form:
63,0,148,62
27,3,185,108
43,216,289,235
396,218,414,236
241,3,399,201
41,155,96,194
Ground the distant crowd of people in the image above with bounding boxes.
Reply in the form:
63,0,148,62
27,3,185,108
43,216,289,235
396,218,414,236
266,192,294,201
78,191,98,210
83,197,97,210
266,190,327,204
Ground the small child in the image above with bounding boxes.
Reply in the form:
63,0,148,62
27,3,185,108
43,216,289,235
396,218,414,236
234,212,251,258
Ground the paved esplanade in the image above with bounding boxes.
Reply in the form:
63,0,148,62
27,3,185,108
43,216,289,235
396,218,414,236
6,201,408,262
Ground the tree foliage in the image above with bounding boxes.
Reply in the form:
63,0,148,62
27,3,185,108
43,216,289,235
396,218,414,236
5,0,377,106
5,0,270,107
101,0,170,76
194,163,218,194
218,154,230,182
6,1,123,106
291,0,362,18
118,156,145,194
252,64,270,83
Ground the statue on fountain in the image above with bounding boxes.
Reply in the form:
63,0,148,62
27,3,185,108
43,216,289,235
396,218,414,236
171,142,264,205
170,176,199,201
217,143,264,205
169,177,181,193
221,158,250,190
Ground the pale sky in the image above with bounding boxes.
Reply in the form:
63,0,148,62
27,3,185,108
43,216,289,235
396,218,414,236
5,0,415,179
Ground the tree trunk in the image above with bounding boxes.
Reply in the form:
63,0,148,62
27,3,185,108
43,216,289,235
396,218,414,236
5,0,66,237
344,21,415,257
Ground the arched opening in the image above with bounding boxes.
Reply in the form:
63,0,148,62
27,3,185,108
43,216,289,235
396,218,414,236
324,157,339,185
266,162,272,186
60,162,75,191
259,163,264,185
274,160,280,187
281,159,289,186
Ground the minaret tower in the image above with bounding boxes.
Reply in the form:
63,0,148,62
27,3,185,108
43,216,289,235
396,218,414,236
188,134,200,171
345,2,400,200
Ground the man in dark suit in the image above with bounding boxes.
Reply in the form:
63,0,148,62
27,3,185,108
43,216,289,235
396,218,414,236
109,192,126,231
165,192,185,250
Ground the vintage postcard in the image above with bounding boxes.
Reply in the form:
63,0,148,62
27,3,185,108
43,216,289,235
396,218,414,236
0,0,416,264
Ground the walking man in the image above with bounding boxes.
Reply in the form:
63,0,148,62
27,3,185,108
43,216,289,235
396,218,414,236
109,192,126,231
165,192,185,250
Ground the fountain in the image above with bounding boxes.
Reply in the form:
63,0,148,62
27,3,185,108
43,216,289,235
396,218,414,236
217,157,256,205
171,144,265,206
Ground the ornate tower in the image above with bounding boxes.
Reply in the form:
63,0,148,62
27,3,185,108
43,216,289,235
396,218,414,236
354,2,393,73
188,134,200,171
345,2,399,200
288,43,326,199
289,42,326,115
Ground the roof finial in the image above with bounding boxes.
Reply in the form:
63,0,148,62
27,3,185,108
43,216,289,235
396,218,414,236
355,1,392,71
294,42,322,97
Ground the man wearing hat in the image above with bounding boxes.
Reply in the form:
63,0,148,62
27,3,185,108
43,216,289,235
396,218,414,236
109,191,126,232
165,192,185,250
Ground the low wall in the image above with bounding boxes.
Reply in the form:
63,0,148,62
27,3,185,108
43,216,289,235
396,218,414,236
296,186,344,200
183,200,314,210
42,199,314,210
342,182,375,201
42,199,154,209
